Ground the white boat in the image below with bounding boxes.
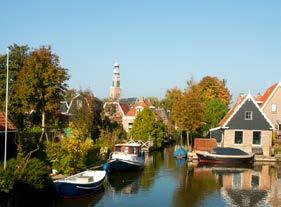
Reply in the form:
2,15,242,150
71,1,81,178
107,143,144,171
54,170,106,198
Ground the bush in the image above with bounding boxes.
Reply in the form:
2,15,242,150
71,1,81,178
0,160,16,193
19,158,52,189
0,157,51,194
45,125,94,175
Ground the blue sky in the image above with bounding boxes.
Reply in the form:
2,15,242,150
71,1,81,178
1,0,281,100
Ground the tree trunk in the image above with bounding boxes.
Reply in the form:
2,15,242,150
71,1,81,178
186,131,190,151
40,110,48,142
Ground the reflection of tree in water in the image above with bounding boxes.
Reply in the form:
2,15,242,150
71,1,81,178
140,150,164,190
173,167,219,207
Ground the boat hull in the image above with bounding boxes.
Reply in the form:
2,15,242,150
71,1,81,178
196,152,254,164
54,176,105,198
108,159,144,171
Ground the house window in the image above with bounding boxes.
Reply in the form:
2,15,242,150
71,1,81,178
251,174,260,189
271,104,277,113
253,131,261,145
245,111,253,120
235,131,243,144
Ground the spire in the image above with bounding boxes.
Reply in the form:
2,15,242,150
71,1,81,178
109,61,121,100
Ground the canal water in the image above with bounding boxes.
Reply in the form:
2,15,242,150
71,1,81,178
2,146,281,207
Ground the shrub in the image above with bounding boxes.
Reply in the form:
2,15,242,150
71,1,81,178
45,124,94,175
0,157,51,194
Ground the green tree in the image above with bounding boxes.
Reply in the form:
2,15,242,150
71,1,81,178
0,44,30,128
202,99,228,132
130,108,166,149
17,46,69,140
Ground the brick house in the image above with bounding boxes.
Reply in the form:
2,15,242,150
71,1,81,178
256,82,281,140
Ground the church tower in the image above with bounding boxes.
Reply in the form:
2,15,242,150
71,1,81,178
109,62,121,100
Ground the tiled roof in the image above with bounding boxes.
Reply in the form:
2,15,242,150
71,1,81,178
218,95,246,127
0,112,17,131
119,103,130,115
254,94,263,102
124,98,153,117
126,107,137,116
261,83,278,107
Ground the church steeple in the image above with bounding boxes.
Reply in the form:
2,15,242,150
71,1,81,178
109,62,121,100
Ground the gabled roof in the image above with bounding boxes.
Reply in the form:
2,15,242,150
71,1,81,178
261,82,280,109
217,94,274,129
0,112,17,132
67,93,90,114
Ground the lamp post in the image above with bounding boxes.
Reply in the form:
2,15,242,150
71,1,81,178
4,48,9,170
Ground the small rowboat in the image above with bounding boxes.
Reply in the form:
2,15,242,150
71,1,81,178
54,170,106,198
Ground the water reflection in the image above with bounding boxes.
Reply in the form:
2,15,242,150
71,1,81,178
107,171,142,195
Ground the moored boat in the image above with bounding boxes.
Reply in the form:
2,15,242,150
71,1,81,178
173,145,188,159
54,170,106,198
107,143,144,171
196,147,255,164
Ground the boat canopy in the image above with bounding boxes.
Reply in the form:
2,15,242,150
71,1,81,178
210,147,249,155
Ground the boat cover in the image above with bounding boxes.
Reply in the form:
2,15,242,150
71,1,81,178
210,147,249,155
173,147,188,158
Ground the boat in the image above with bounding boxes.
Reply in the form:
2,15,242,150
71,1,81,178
107,143,144,171
196,147,255,164
54,170,106,198
173,145,188,159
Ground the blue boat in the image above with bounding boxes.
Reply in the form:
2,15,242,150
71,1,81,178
107,143,144,171
54,170,106,198
173,146,188,159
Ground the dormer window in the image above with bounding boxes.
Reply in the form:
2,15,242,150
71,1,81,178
245,111,253,120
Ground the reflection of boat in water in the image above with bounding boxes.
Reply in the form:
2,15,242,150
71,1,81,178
196,147,255,164
53,190,105,207
107,143,144,171
107,171,142,194
54,170,106,198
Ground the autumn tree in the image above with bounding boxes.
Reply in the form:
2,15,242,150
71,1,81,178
17,46,69,140
0,44,30,128
162,87,182,112
172,83,206,135
198,76,231,106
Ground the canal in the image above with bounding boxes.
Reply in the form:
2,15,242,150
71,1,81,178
2,146,281,207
